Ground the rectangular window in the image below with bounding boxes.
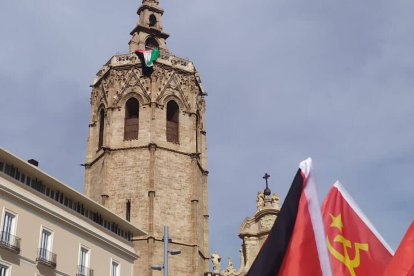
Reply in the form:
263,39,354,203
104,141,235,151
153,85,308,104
0,161,4,172
39,228,53,259
111,261,119,276
78,246,90,275
0,263,9,276
1,212,16,245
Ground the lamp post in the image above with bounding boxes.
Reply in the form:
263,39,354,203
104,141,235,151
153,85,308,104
151,225,181,276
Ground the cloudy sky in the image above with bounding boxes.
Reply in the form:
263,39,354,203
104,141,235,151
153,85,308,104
1,0,413,268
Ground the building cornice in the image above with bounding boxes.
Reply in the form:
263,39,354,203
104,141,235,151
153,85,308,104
85,144,208,174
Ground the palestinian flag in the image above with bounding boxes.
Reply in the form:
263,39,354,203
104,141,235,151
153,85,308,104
322,182,393,276
248,158,332,276
135,48,160,67
383,221,414,276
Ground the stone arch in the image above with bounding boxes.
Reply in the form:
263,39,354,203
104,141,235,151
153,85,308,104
161,94,186,111
113,68,150,106
119,91,147,108
149,14,157,27
166,100,179,144
156,74,191,111
124,97,140,141
97,104,106,149
145,36,159,50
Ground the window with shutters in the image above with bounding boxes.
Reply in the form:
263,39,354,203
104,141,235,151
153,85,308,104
124,98,139,140
166,101,179,143
98,107,105,149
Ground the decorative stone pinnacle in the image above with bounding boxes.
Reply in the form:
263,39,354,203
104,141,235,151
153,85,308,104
142,0,159,5
263,173,271,196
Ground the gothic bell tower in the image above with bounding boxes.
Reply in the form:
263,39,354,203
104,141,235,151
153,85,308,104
84,1,209,275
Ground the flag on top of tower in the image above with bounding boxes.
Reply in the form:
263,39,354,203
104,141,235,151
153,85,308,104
135,48,160,67
247,158,332,276
322,181,393,276
383,221,414,276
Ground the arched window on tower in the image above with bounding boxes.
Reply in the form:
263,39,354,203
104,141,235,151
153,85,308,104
124,98,140,140
149,14,157,27
98,106,105,149
145,37,159,50
166,101,179,143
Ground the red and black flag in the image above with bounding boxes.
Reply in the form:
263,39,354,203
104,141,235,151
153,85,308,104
248,158,332,276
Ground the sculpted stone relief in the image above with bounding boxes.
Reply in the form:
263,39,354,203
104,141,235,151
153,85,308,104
211,252,222,273
92,61,205,116
271,193,280,209
156,70,194,111
256,192,265,211
112,68,150,105
259,215,277,232
222,258,237,276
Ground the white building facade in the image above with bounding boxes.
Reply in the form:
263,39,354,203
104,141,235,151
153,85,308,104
0,148,145,276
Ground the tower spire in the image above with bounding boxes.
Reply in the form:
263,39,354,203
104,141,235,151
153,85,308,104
129,0,170,53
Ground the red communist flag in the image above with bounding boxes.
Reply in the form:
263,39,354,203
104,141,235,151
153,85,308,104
383,221,414,276
322,182,393,276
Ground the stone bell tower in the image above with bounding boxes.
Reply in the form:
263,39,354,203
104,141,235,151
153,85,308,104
84,1,210,275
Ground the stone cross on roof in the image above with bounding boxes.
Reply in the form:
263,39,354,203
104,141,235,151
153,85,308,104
263,173,271,196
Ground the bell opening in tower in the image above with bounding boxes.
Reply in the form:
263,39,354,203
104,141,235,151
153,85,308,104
145,36,159,50
124,98,140,141
166,100,179,144
149,14,157,27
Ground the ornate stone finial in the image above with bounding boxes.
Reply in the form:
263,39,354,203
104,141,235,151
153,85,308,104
222,257,237,275
211,252,222,273
271,193,281,210
263,173,271,196
142,0,159,4
256,192,265,211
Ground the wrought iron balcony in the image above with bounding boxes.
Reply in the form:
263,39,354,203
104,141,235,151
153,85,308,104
36,248,57,268
0,231,21,253
76,265,94,276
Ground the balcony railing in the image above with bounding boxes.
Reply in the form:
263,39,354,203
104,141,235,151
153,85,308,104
76,265,94,276
0,231,21,253
36,248,57,268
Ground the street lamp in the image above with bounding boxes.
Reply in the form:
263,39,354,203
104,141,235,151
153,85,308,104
151,225,181,276
151,264,163,271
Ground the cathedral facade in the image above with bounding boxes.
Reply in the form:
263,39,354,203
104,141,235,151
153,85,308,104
84,0,210,275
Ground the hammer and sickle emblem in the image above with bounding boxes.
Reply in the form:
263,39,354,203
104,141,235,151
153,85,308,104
326,214,369,276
